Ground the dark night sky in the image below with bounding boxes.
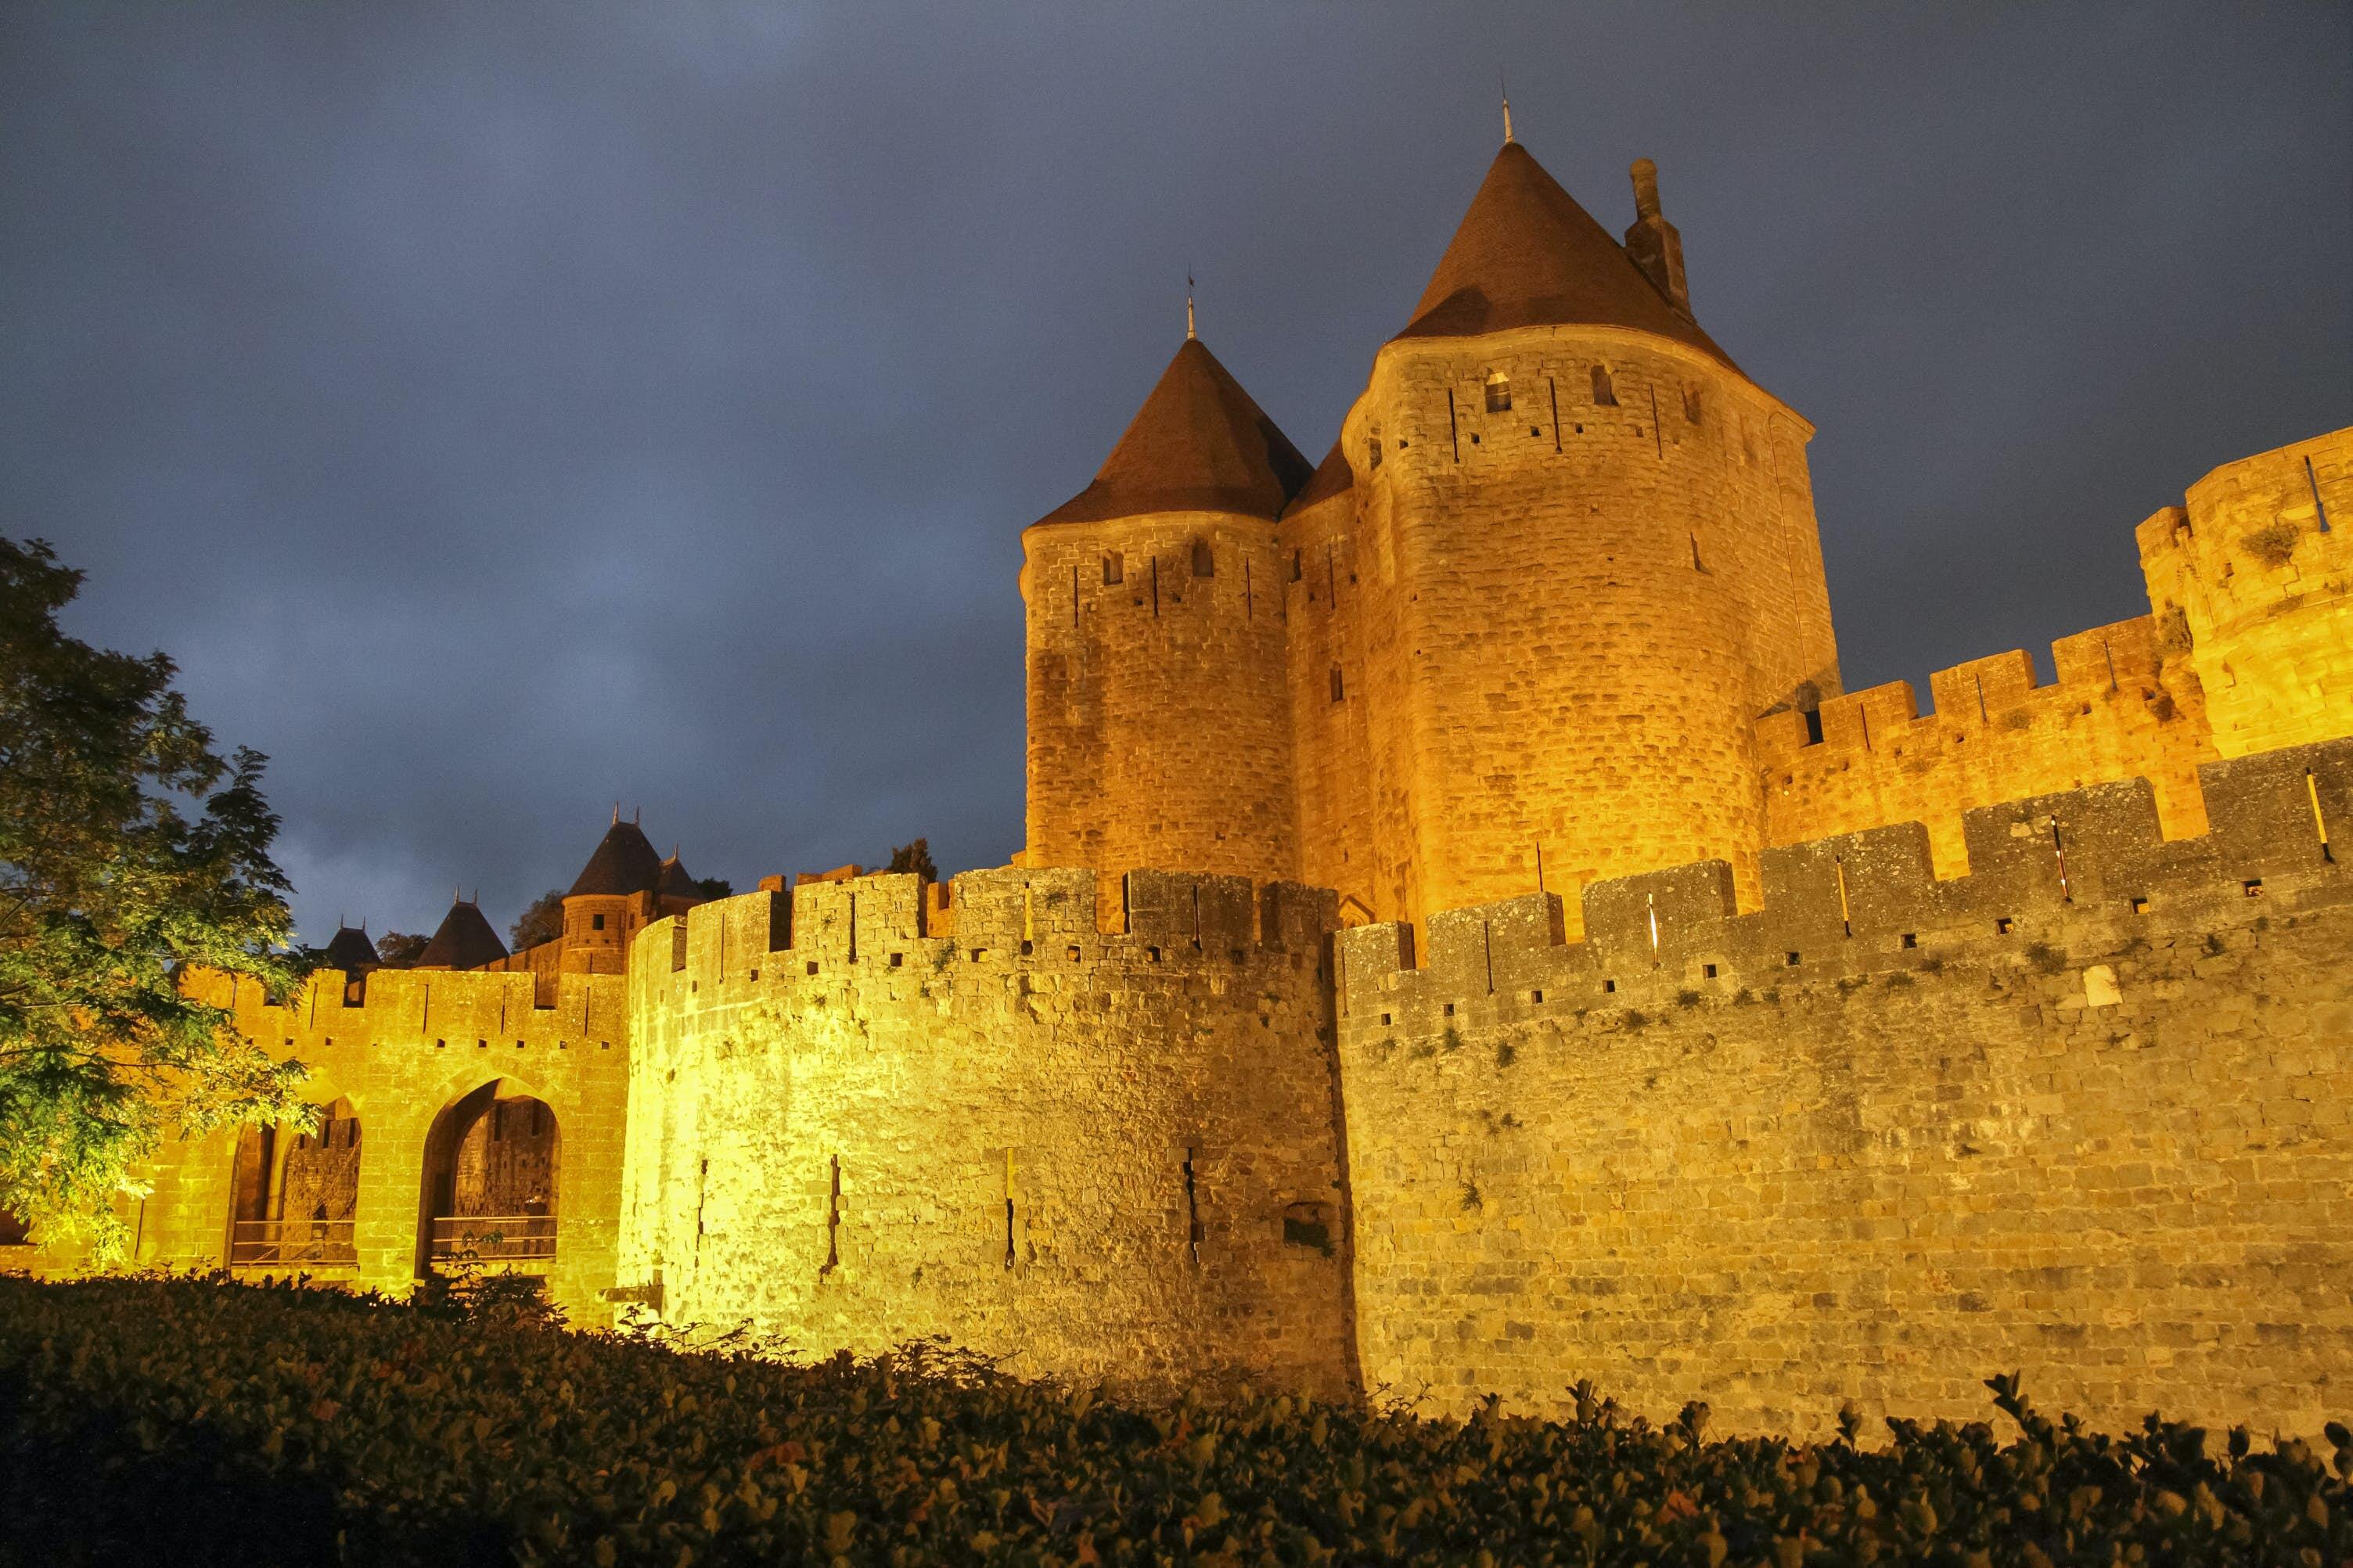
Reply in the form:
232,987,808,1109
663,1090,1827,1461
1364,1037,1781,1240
5,4,2348,947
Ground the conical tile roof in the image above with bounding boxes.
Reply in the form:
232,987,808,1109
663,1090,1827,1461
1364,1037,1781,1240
416,898,508,971
567,818,664,898
1035,337,1312,527
1285,439,1356,514
1396,142,1734,368
656,854,703,903
321,925,381,973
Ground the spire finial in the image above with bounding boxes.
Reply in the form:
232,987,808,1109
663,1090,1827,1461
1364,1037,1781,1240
1501,73,1513,145
612,801,620,825
1185,270,1196,340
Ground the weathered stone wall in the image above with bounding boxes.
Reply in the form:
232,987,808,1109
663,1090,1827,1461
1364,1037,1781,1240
1308,325,1839,930
2140,429,2352,758
1757,617,2218,876
1755,429,2351,875
30,967,635,1324
1336,739,2353,1437
615,869,1358,1398
1023,512,1297,889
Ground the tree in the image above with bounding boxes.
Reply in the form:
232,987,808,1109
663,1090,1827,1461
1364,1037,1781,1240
0,537,312,1258
374,932,430,967
693,876,732,901
883,839,937,882
509,889,565,952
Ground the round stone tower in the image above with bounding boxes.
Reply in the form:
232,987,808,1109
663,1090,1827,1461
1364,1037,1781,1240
1022,332,1313,890
1299,136,1840,926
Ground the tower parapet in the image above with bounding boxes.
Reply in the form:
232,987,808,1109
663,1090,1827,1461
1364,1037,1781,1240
2139,429,2352,757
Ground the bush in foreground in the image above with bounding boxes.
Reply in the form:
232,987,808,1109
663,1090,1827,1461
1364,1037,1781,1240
1,1275,2347,1566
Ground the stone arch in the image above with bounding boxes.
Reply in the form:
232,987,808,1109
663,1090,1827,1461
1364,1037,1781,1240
415,1078,562,1278
226,1095,362,1268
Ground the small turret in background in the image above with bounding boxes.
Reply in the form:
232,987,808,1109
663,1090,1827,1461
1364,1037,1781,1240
412,894,509,971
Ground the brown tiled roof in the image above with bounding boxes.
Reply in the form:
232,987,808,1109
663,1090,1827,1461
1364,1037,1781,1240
1285,439,1356,514
655,854,702,903
321,925,381,973
1396,142,1735,368
415,899,509,971
1034,338,1312,527
567,819,664,898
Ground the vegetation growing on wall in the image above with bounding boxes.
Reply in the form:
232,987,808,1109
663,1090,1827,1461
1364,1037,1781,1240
2,1275,2346,1566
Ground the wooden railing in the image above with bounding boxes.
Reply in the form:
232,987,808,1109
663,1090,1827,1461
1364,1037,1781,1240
228,1219,357,1268
427,1215,556,1264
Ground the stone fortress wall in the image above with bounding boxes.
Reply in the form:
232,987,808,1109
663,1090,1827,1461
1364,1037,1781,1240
613,868,1358,1397
1757,430,2350,877
13,135,2349,1440
1335,738,2353,1436
114,966,633,1322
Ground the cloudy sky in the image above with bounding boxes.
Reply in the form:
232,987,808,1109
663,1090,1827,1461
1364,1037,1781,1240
5,3,2348,946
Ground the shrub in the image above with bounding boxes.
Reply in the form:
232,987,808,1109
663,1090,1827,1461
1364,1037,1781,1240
1,1277,2347,1566
2241,522,2301,570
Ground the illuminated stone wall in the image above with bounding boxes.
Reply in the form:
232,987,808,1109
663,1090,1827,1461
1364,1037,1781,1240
1757,617,2219,877
39,968,635,1324
1757,433,2351,872
2141,429,2352,757
1286,328,1840,930
1335,739,2353,1437
1023,513,1298,888
614,868,1357,1398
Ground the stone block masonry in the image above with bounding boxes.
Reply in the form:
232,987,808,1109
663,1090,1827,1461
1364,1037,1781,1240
1337,739,2353,1437
63,966,635,1325
616,868,1359,1400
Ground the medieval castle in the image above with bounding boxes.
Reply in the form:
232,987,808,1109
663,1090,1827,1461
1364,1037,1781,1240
20,129,2352,1437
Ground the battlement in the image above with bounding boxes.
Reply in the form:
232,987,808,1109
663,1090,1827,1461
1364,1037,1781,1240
2138,428,2351,761
634,867,1340,996
1755,613,2215,875
1341,737,2348,1031
1758,616,2178,766
193,962,628,1054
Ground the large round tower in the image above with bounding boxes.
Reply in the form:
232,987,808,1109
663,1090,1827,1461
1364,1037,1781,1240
1022,331,1313,889
1294,135,1840,927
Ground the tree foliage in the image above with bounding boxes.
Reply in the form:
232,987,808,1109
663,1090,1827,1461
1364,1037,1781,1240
373,931,430,968
509,889,567,953
0,538,311,1257
694,876,733,901
883,838,937,883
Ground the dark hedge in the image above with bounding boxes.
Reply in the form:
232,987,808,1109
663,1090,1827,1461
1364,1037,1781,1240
0,1275,2346,1566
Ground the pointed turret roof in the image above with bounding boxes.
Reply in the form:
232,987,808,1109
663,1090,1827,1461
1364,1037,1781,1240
415,897,508,971
655,854,703,904
567,817,665,898
1285,439,1356,514
1396,142,1733,367
321,925,382,973
1035,337,1313,527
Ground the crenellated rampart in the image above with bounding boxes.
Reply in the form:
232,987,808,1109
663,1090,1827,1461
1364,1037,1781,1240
85,965,634,1320
1755,615,2217,878
613,867,1358,1397
1333,738,2353,1435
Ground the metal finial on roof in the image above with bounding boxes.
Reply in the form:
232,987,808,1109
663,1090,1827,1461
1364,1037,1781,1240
1185,271,1196,340
1501,74,1513,145
612,802,620,825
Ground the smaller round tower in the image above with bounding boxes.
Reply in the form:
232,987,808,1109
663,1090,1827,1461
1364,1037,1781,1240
559,813,705,975
1021,330,1313,890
